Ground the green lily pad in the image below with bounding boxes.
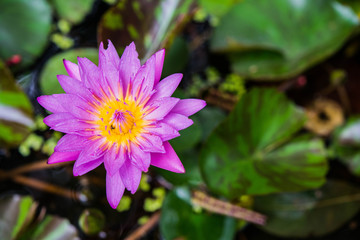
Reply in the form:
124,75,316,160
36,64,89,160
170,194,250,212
210,0,359,80
160,187,237,240
156,106,225,187
200,88,328,199
155,150,203,187
198,0,239,17
331,117,360,175
170,115,202,154
0,0,52,69
254,180,360,238
50,0,96,25
0,195,78,240
0,60,33,146
97,0,194,60
197,106,226,142
78,208,105,236
39,48,98,95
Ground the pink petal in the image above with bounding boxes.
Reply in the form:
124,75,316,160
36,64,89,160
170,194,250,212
119,160,142,194
49,119,93,135
104,145,126,176
98,42,121,98
77,57,106,98
99,40,120,67
73,157,104,176
154,49,165,85
37,95,66,113
171,99,206,117
151,73,182,101
43,112,76,127
129,143,150,172
106,171,125,209
48,151,80,164
119,42,141,89
144,97,179,120
162,113,193,131
63,59,81,81
57,75,93,101
145,123,180,141
151,142,185,173
55,134,89,152
74,139,106,166
132,55,155,99
54,94,96,120
137,133,165,153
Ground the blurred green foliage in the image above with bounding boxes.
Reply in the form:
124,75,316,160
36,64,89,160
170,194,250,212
254,180,360,238
0,60,33,146
0,0,52,70
160,187,237,240
331,117,360,175
50,0,96,25
200,89,328,198
211,0,359,79
0,195,78,240
40,48,98,95
1,0,360,239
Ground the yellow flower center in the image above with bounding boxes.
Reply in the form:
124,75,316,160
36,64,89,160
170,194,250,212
92,96,151,147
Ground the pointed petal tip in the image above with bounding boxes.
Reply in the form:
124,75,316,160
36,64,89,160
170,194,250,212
72,168,80,177
104,39,117,52
177,166,186,174
172,99,207,117
106,171,125,209
63,59,81,80
37,95,52,107
155,48,165,61
42,115,51,126
37,95,44,104
48,151,79,164
108,192,120,209
63,58,70,65
151,142,185,173
107,39,114,47
159,48,165,54
109,201,118,209
200,100,207,110
154,49,166,84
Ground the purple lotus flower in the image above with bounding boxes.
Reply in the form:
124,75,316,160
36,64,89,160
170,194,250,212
37,41,206,208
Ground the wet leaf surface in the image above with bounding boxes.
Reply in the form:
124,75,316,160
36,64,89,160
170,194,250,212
156,107,225,187
211,0,359,79
154,150,203,187
198,0,239,17
200,88,328,199
160,187,237,240
78,208,105,236
0,0,52,69
0,195,78,240
254,180,360,238
50,0,96,25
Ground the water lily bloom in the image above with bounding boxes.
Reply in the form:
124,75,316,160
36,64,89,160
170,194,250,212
37,41,206,208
